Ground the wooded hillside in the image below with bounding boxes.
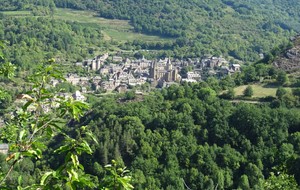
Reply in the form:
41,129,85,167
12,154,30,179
1,0,299,61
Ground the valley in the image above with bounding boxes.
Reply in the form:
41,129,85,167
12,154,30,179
0,1,300,189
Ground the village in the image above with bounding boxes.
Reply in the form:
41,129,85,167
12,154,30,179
60,53,241,100
0,53,242,154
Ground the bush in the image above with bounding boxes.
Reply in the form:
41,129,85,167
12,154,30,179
276,87,287,99
243,86,253,97
220,88,235,99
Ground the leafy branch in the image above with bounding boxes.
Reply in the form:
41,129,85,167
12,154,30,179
0,59,95,189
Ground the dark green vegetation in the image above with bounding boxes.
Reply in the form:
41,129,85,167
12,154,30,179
0,58,133,189
1,66,300,189
75,82,300,189
48,0,299,60
0,0,299,62
0,15,104,70
1,0,300,189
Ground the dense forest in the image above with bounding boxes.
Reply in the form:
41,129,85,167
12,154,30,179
0,15,105,70
1,78,300,189
0,0,299,61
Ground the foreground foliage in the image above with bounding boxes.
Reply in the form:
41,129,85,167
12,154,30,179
0,50,133,189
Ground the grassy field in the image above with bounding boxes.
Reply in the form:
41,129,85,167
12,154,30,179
234,84,292,98
0,11,31,16
53,8,169,42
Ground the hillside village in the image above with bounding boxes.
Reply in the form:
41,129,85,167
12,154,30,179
63,53,241,96
0,53,242,133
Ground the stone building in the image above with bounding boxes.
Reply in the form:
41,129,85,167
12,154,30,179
150,58,179,84
72,91,86,101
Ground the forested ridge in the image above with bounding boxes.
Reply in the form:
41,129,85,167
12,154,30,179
1,0,299,61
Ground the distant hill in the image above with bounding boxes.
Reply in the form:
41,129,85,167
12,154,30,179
273,35,300,73
1,0,300,61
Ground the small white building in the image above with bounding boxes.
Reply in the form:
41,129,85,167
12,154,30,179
182,78,197,83
231,64,241,72
72,91,86,101
187,72,201,81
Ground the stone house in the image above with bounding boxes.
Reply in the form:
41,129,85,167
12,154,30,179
187,72,201,81
231,64,241,72
112,56,123,62
72,91,86,101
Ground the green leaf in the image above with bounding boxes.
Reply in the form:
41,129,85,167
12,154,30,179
67,169,79,182
46,126,53,138
54,144,70,154
32,141,47,151
78,164,84,170
77,140,92,155
48,122,63,132
23,149,41,159
66,181,74,190
71,169,79,181
78,175,97,188
18,175,22,185
14,152,21,161
22,100,33,111
71,154,79,168
40,171,53,185
85,131,98,144
19,130,26,141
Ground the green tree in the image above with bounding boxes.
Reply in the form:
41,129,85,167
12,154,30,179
276,87,287,99
245,163,264,189
220,88,235,99
243,85,253,97
292,88,300,97
124,91,136,100
55,82,77,93
277,70,288,85
0,90,12,113
243,66,257,83
264,172,299,190
238,175,250,190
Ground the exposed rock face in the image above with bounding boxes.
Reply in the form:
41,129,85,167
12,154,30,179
273,35,300,73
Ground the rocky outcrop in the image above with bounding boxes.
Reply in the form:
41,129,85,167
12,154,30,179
273,35,300,73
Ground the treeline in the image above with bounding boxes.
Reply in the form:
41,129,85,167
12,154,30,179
0,0,55,11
